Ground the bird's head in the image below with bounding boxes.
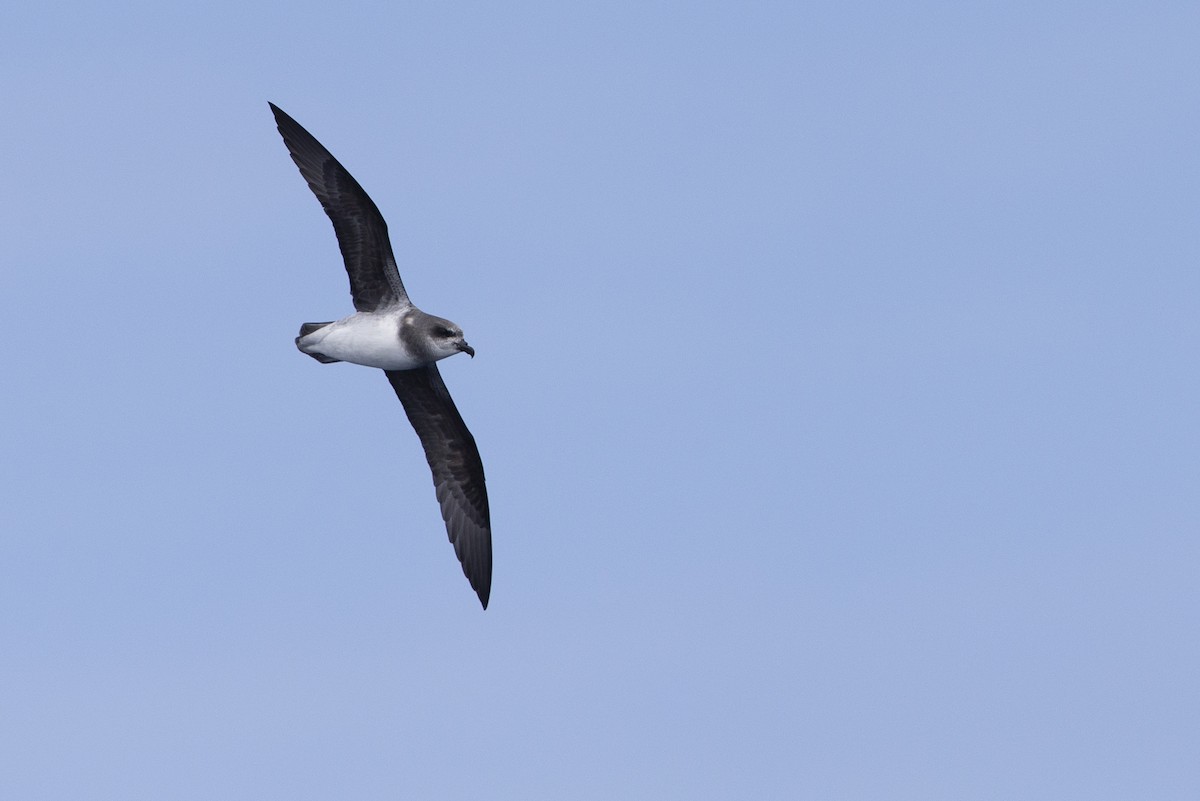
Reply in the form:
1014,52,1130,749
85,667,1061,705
422,314,475,360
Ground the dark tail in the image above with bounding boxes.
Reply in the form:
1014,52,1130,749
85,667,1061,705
296,322,341,364
298,322,333,337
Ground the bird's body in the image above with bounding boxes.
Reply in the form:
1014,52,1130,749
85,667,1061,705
296,308,419,369
296,306,472,371
270,102,492,608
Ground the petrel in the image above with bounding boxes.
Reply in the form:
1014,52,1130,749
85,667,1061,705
270,103,492,609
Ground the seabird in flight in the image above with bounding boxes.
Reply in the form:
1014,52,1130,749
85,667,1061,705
269,102,492,609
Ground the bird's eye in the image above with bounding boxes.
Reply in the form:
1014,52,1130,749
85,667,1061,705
438,327,455,338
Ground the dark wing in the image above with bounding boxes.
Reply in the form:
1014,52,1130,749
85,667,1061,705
270,103,410,312
386,366,492,608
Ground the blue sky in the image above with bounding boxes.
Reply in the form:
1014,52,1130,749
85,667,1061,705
2,2,1199,798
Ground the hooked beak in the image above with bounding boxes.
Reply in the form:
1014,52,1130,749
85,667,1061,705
456,340,475,358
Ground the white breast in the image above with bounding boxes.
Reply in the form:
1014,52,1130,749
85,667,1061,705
299,311,426,370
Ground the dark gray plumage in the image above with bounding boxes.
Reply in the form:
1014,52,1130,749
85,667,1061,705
271,102,408,313
270,102,492,609
386,367,491,606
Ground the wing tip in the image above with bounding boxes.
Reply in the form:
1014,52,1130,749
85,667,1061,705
468,559,492,610
468,551,492,610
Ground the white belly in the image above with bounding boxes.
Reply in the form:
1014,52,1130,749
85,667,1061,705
299,312,425,370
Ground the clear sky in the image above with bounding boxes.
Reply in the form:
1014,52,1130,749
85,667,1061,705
2,2,1198,799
